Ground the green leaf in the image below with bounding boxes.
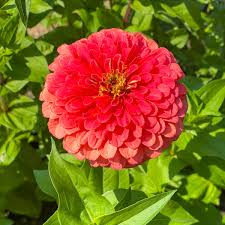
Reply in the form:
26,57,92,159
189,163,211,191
7,42,49,83
35,40,54,56
186,88,202,116
149,200,197,225
103,189,147,210
171,1,203,32
147,153,184,193
43,211,60,225
74,9,100,33
170,29,189,49
185,131,225,161
49,140,114,225
49,146,88,225
96,190,176,225
0,95,38,131
131,152,185,195
175,131,194,151
175,197,223,225
15,0,31,27
5,80,28,92
34,170,57,199
0,0,9,8
0,132,22,166
103,168,130,193
182,173,221,205
131,0,154,31
0,47,13,71
194,157,225,190
0,14,19,47
30,0,52,14
196,79,225,114
160,3,177,18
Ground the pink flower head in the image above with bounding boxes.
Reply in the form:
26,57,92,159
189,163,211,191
40,28,187,169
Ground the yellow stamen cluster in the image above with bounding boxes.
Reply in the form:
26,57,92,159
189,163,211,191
99,71,127,98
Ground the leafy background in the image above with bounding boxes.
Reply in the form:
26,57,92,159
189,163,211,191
0,0,225,224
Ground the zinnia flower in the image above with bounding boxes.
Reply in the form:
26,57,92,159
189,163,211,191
40,28,187,169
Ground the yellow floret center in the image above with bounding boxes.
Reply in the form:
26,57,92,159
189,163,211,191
99,71,126,98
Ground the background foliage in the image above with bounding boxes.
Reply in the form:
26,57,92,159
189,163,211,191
1,0,225,224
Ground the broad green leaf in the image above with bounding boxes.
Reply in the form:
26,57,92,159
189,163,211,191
0,132,22,166
49,145,89,225
96,190,176,225
103,189,147,210
0,14,19,47
0,47,13,71
146,153,185,193
160,3,177,18
131,0,154,31
61,153,84,167
44,211,60,225
49,140,114,225
103,168,130,193
64,160,115,219
194,157,225,189
103,190,132,208
5,80,28,92
131,152,185,195
171,1,203,32
170,33,188,48
170,29,189,48
154,12,176,26
0,95,38,130
74,9,100,33
196,79,225,114
149,200,197,225
175,197,223,225
186,88,202,116
15,0,30,26
8,43,49,83
185,131,225,161
35,40,54,56
80,161,104,194
30,0,52,14
34,170,57,199
175,131,194,151
182,173,221,205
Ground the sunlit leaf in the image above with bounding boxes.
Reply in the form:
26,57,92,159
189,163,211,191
96,191,176,225
15,0,30,26
49,140,114,225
